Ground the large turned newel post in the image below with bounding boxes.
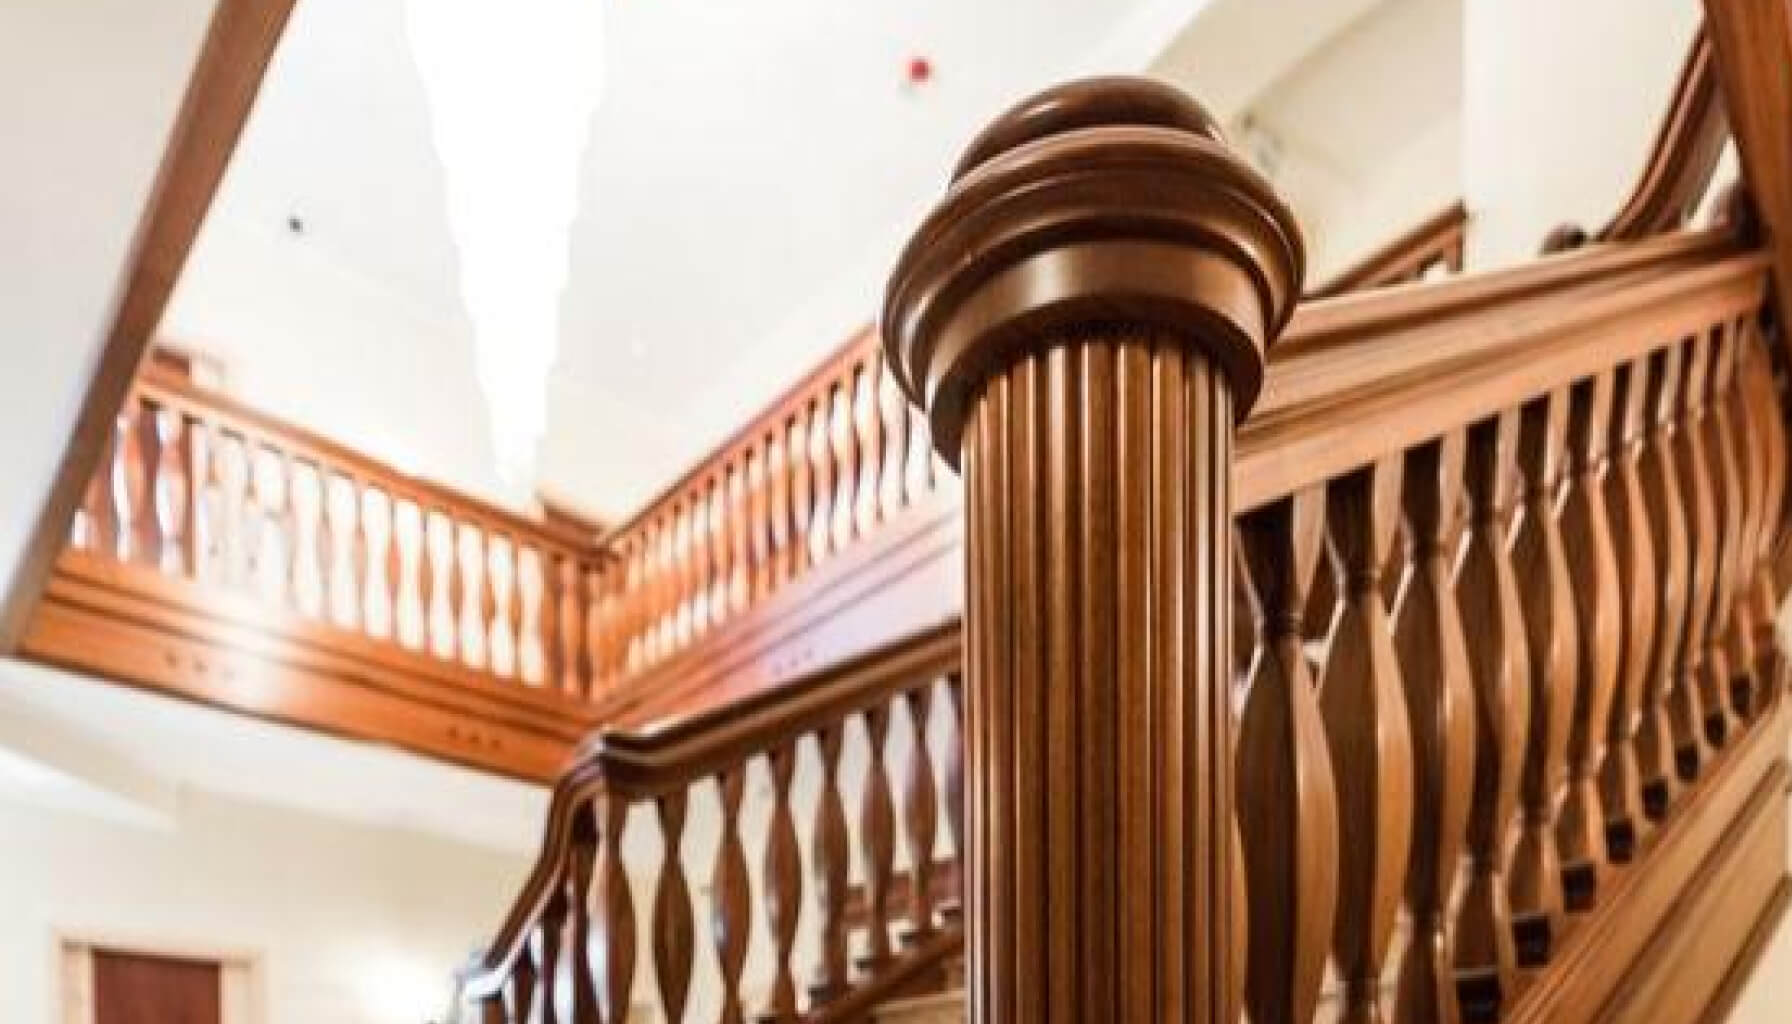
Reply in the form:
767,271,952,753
882,78,1304,1023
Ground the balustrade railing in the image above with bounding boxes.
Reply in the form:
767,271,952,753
464,625,966,1023
468,208,1792,1022
1308,200,1469,298
67,363,608,695
593,328,955,686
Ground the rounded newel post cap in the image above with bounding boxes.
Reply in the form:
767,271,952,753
880,76,1305,464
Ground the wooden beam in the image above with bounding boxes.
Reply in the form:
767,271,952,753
0,0,299,650
1703,0,1792,349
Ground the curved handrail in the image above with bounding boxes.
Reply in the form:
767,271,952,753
1307,200,1468,298
465,621,963,1010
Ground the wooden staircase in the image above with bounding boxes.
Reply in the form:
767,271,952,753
457,23,1792,1024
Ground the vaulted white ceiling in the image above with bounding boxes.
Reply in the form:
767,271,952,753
160,0,1451,522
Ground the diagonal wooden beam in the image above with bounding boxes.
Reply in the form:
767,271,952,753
0,0,299,650
1703,0,1792,348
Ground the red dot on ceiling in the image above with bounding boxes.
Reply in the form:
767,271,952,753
907,56,933,85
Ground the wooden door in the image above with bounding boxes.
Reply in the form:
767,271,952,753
91,950,221,1024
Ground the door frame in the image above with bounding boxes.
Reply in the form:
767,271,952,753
56,931,263,1024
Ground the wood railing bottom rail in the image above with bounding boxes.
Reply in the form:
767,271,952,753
26,550,599,781
1510,693,1789,1023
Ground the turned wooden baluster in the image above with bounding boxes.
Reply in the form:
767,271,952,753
653,790,695,1022
648,517,671,660
595,794,636,1024
503,537,525,676
1674,333,1732,752
567,808,598,1024
767,430,792,591
859,703,898,970
1639,345,1700,799
807,399,834,568
358,484,387,638
674,501,697,647
1557,374,1620,905
195,421,225,580
152,406,191,576
1721,326,1766,719
1603,359,1660,844
135,402,167,568
1455,413,1528,1019
1319,459,1413,1024
450,521,474,666
219,433,253,589
785,414,810,584
1703,326,1755,721
510,945,537,1024
758,742,802,1023
588,564,615,689
1736,324,1785,690
1510,391,1575,954
855,359,883,538
281,454,304,610
540,554,564,692
1236,488,1339,1024
809,724,851,1003
940,671,966,920
901,682,940,942
1698,331,1741,742
1394,435,1475,1024
687,484,711,638
729,462,752,616
110,401,150,564
712,767,751,1024
537,890,565,1024
878,363,911,519
830,376,857,554
748,443,773,601
408,505,434,650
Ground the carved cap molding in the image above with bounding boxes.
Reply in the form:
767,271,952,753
881,76,1306,464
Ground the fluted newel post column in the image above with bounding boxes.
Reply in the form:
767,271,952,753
883,78,1304,1024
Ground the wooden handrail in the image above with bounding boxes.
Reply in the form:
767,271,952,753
464,623,966,1018
1599,25,1729,242
465,189,1789,1018
1307,199,1469,298
23,359,611,779
135,360,598,552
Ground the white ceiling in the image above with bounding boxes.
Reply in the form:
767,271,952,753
161,0,1448,522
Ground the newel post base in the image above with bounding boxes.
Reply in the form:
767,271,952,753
882,78,1305,1023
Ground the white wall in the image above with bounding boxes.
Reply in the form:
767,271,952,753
161,216,508,507
1462,0,1702,268
0,0,218,611
1310,113,1463,281
0,788,529,1024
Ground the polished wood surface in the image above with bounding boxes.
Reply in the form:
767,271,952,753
93,950,222,1024
23,363,606,780
1704,0,1792,367
882,76,1304,1024
463,625,967,1021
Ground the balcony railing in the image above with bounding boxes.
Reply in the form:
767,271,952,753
26,360,607,779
